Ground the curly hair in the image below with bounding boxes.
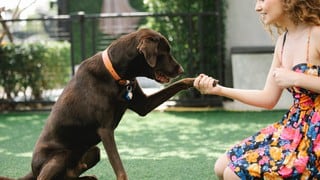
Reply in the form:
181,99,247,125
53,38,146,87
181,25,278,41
265,0,320,37
283,0,320,25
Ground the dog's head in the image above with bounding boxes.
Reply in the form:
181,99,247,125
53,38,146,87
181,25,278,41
135,28,184,83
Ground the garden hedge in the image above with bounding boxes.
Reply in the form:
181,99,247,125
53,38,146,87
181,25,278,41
0,41,71,101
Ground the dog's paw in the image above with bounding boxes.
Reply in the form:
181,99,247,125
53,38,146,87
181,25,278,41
178,77,219,89
180,78,195,88
172,78,194,89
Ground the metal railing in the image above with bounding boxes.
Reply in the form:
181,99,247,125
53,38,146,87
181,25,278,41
0,11,224,110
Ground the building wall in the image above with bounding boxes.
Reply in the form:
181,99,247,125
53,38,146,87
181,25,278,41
224,0,273,89
224,0,291,110
225,0,273,48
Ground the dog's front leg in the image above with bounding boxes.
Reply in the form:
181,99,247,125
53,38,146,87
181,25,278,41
130,78,195,116
98,128,128,180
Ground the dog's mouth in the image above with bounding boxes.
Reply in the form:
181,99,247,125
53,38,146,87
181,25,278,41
155,71,170,83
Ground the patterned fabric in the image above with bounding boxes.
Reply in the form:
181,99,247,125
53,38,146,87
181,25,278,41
227,63,320,180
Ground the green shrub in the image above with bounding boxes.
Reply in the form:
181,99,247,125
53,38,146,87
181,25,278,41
0,42,71,101
43,41,71,89
142,0,226,101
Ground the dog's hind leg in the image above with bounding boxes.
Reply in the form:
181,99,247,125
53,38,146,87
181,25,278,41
18,172,36,180
37,154,68,180
81,146,100,170
0,170,36,180
67,146,100,178
75,176,98,180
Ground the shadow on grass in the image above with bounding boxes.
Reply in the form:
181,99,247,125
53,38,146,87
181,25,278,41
0,112,48,177
0,110,286,179
116,110,286,159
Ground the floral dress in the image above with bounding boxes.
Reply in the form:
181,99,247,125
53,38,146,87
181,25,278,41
227,63,320,179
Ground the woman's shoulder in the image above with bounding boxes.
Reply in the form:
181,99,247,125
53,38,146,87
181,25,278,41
311,26,320,64
311,26,320,46
274,32,286,52
312,25,320,31
311,26,320,38
311,26,320,40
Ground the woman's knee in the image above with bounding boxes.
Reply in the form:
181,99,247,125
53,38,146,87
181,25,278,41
214,154,229,178
223,166,240,180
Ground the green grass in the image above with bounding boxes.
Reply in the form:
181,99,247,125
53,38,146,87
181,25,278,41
0,110,286,179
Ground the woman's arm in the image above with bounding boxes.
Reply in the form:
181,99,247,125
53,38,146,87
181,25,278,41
272,26,320,93
273,67,320,93
194,36,285,109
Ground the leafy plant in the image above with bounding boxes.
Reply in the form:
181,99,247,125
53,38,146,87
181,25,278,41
0,42,71,101
142,0,226,101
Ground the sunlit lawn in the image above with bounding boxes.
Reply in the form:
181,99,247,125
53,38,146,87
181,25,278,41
0,110,286,179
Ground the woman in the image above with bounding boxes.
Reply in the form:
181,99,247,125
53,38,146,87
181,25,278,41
194,0,320,179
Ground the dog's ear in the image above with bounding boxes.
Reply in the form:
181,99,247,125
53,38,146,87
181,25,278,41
137,36,160,68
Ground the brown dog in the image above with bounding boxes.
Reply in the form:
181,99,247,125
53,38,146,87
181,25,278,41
1,28,197,180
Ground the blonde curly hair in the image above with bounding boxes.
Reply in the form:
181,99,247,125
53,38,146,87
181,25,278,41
284,0,320,25
265,0,320,37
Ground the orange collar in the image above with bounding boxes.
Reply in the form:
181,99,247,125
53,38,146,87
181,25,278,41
102,48,130,85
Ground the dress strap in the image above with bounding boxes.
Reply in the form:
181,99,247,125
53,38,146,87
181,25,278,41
280,31,288,65
306,27,311,63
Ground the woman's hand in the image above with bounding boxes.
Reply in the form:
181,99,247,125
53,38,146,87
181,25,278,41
272,68,298,88
193,74,220,95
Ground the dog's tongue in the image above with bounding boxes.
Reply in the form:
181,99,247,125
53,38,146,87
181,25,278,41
158,76,169,83
155,72,170,83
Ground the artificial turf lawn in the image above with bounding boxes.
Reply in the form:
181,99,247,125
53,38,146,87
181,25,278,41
0,110,286,179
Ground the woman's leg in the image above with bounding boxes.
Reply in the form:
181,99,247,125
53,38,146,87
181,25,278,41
223,167,240,180
214,154,229,180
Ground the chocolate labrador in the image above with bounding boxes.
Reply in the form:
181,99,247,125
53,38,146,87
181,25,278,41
0,28,208,180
